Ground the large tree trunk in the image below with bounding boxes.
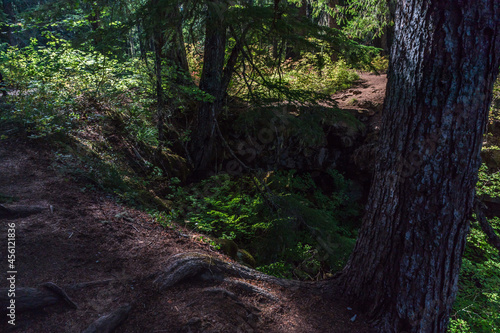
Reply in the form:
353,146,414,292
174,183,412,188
338,1,500,332
164,2,190,82
190,0,227,174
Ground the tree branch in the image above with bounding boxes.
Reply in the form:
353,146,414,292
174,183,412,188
474,196,500,254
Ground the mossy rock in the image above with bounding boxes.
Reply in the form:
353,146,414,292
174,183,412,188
157,149,189,181
481,147,500,169
237,249,256,268
133,189,171,210
214,238,239,259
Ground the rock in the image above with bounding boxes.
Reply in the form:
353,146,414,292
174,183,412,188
481,147,500,169
215,238,239,259
237,249,256,268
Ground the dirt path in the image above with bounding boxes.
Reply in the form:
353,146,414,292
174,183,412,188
0,139,373,332
334,72,387,112
333,72,387,131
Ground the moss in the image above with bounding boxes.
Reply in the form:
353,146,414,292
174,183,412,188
215,238,239,259
237,249,256,268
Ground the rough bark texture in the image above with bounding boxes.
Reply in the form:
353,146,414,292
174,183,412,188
327,0,339,29
339,1,500,332
191,0,227,174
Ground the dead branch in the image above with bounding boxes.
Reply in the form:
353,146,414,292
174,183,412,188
475,197,500,253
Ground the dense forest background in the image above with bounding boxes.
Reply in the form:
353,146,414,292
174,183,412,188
1,0,499,331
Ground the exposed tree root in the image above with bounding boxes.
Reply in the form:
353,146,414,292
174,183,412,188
0,282,77,312
0,204,48,219
153,252,324,293
226,279,279,302
82,304,132,333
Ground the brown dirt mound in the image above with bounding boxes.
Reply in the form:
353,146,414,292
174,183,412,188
0,139,374,332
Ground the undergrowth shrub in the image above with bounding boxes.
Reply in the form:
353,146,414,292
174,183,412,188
0,35,148,139
281,55,359,96
164,170,360,280
227,49,360,104
450,218,500,332
477,164,500,199
361,54,389,73
449,164,500,332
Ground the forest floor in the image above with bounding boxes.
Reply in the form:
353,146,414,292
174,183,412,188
0,72,386,333
332,71,387,131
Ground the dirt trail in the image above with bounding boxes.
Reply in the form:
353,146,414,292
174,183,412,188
0,139,374,332
334,72,387,113
333,72,387,131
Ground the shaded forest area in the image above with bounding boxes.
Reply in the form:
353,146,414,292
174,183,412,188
0,0,499,332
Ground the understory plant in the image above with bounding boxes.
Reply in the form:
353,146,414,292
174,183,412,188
163,170,360,280
0,34,151,139
449,163,500,332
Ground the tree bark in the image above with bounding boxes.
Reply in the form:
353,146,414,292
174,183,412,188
327,0,339,29
2,0,16,46
164,2,190,83
0,282,77,312
190,0,227,174
338,1,500,332
154,29,166,145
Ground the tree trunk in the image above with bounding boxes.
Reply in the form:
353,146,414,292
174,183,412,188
338,1,500,332
190,0,227,174
154,30,166,145
285,3,307,60
164,3,190,83
2,0,16,46
327,0,339,29
89,5,101,46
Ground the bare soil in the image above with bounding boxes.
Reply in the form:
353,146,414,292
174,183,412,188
333,72,387,131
